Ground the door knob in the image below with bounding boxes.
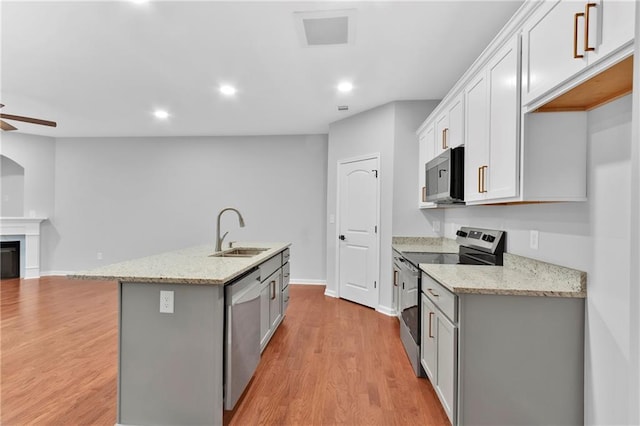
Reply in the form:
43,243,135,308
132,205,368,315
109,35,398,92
339,235,346,240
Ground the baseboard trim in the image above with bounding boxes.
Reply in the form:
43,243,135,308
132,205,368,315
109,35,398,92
291,279,326,286
376,305,398,317
324,288,338,298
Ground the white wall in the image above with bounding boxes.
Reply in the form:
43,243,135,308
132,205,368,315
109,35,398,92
0,132,56,272
326,100,441,313
50,135,328,282
0,132,55,218
1,155,25,216
630,7,640,424
443,95,636,425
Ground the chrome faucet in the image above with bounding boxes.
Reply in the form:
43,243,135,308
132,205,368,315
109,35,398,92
216,207,245,252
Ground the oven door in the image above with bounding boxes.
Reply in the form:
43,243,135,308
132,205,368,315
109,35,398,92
399,261,420,344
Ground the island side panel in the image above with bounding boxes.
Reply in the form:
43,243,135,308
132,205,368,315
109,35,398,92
458,293,584,426
118,282,225,426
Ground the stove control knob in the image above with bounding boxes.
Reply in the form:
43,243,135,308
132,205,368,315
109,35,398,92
482,234,496,243
456,230,468,237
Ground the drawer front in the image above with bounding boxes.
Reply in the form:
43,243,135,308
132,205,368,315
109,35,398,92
259,255,281,282
421,272,457,323
282,248,290,265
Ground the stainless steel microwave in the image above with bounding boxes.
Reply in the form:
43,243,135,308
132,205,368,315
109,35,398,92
425,146,465,204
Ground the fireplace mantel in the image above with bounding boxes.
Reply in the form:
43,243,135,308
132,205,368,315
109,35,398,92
0,217,47,278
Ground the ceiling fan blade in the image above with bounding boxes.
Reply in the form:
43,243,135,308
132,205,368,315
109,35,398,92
0,113,57,128
0,119,18,131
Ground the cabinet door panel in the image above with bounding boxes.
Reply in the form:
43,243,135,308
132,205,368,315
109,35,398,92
486,35,520,200
587,0,635,63
420,294,437,381
522,0,586,105
464,72,488,203
447,95,464,149
436,313,457,424
435,114,449,155
269,271,282,330
418,125,436,207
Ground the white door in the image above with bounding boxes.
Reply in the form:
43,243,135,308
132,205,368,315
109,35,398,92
337,156,379,309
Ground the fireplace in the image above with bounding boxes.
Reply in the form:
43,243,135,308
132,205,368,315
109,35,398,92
0,217,46,278
1,241,20,279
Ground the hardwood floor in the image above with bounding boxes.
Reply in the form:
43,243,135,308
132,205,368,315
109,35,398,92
1,277,449,425
1,277,119,425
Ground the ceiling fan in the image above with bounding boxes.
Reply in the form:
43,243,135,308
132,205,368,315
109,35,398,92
0,104,57,131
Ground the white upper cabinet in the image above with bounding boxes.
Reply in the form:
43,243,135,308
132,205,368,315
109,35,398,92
465,35,520,204
485,35,520,201
464,72,489,204
587,0,635,63
435,94,465,156
522,0,635,106
418,124,437,208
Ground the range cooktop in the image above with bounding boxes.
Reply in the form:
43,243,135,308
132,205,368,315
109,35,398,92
402,252,460,267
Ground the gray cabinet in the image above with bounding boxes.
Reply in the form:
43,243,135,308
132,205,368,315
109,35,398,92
268,269,282,331
259,249,289,353
421,275,458,424
421,271,585,425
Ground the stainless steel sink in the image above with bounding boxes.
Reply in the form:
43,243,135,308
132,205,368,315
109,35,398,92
210,247,268,258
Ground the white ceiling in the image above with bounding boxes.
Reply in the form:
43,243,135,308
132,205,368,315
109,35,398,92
1,1,523,138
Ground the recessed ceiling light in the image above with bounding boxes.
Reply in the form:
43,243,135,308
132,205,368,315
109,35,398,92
337,82,353,93
154,110,169,119
220,85,237,96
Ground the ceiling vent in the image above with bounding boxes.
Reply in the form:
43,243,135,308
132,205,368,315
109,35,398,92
294,9,356,47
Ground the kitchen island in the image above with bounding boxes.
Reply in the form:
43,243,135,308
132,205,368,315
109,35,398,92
71,242,291,426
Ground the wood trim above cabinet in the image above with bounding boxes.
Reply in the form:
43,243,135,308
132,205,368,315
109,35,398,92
534,55,634,112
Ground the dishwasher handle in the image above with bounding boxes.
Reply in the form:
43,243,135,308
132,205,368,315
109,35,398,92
234,282,261,305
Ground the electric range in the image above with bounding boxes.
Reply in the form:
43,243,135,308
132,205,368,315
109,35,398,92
394,226,506,377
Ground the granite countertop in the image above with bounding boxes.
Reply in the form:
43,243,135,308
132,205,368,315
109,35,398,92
392,236,459,254
420,253,586,298
69,242,291,285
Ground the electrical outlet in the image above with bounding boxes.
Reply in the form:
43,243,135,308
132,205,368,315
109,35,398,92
160,290,174,314
530,230,539,250
96,252,103,260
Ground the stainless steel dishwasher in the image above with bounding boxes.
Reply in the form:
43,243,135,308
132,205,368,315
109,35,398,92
224,268,261,411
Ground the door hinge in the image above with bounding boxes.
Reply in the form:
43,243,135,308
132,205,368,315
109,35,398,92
374,225,377,233
372,169,378,178
374,281,377,289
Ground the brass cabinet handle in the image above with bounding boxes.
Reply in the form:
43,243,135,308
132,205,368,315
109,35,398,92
428,311,434,338
444,128,449,149
441,128,448,150
584,3,596,52
422,186,427,202
271,280,276,300
477,167,482,194
574,12,585,58
427,288,439,298
481,165,488,193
